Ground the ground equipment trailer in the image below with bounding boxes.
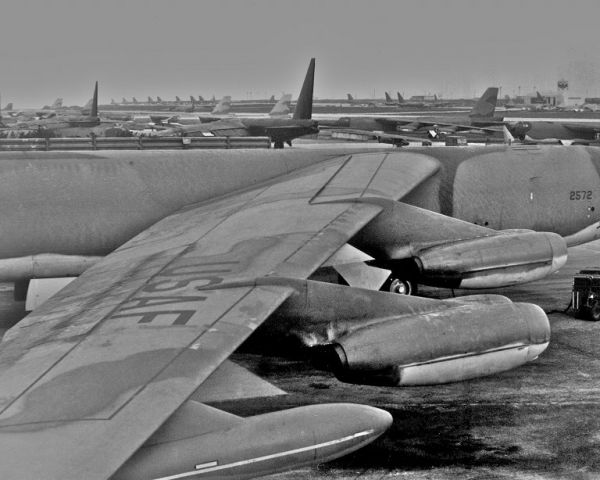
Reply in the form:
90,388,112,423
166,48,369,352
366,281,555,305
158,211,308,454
572,269,600,321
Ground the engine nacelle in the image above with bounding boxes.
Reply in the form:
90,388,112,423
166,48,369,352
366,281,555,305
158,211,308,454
508,121,532,139
351,201,568,289
312,299,549,386
403,231,567,289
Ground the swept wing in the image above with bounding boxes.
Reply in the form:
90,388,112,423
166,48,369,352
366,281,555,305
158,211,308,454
0,151,436,479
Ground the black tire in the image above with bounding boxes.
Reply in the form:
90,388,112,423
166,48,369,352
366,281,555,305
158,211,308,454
273,140,284,149
387,278,416,296
590,301,600,322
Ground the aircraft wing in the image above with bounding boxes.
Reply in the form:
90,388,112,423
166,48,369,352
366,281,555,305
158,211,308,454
0,151,439,480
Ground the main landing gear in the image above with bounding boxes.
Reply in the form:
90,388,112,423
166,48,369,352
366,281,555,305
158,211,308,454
382,277,418,296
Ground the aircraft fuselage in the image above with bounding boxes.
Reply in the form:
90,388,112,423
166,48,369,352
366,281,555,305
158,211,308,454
0,146,599,261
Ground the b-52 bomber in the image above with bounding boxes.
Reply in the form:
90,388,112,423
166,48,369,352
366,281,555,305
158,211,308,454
0,82,101,137
321,86,503,144
507,119,600,144
1,143,600,479
154,59,318,147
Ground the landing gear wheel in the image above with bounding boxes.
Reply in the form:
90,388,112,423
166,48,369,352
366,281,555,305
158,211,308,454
273,140,284,149
590,301,600,322
387,278,416,296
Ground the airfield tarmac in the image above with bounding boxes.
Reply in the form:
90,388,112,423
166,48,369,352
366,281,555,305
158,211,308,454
0,241,598,479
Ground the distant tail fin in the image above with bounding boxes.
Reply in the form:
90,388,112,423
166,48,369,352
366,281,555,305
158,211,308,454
3,102,12,111
122,97,128,104
211,96,231,114
111,98,116,105
52,98,63,108
175,96,181,103
198,95,204,102
434,94,438,102
91,81,98,117
347,93,354,101
132,97,138,104
385,92,392,102
157,96,163,103
190,95,196,104
148,96,153,103
397,92,404,103
469,87,498,118
293,57,315,120
269,94,275,102
269,93,292,117
536,91,544,100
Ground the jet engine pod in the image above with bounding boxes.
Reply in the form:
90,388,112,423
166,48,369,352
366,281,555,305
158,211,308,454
312,299,550,386
410,231,567,289
509,121,532,140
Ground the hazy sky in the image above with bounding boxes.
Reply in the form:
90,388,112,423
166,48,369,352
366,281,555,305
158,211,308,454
1,0,599,106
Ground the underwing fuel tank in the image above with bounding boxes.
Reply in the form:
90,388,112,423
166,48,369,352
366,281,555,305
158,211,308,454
407,231,568,289
313,296,549,386
113,402,392,480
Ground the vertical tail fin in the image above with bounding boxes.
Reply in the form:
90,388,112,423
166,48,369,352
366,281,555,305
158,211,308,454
3,102,13,111
157,96,163,103
469,87,498,118
148,96,153,103
385,92,392,102
132,97,138,104
91,81,98,118
269,94,275,102
269,93,292,116
293,58,315,120
347,93,354,101
111,98,116,105
397,92,404,103
175,96,181,103
122,97,128,104
198,95,204,102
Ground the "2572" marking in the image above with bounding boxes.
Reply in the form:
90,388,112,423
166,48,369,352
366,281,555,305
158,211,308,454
570,190,593,200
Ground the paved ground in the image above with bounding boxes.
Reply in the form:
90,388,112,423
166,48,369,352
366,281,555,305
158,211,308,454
1,242,599,479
